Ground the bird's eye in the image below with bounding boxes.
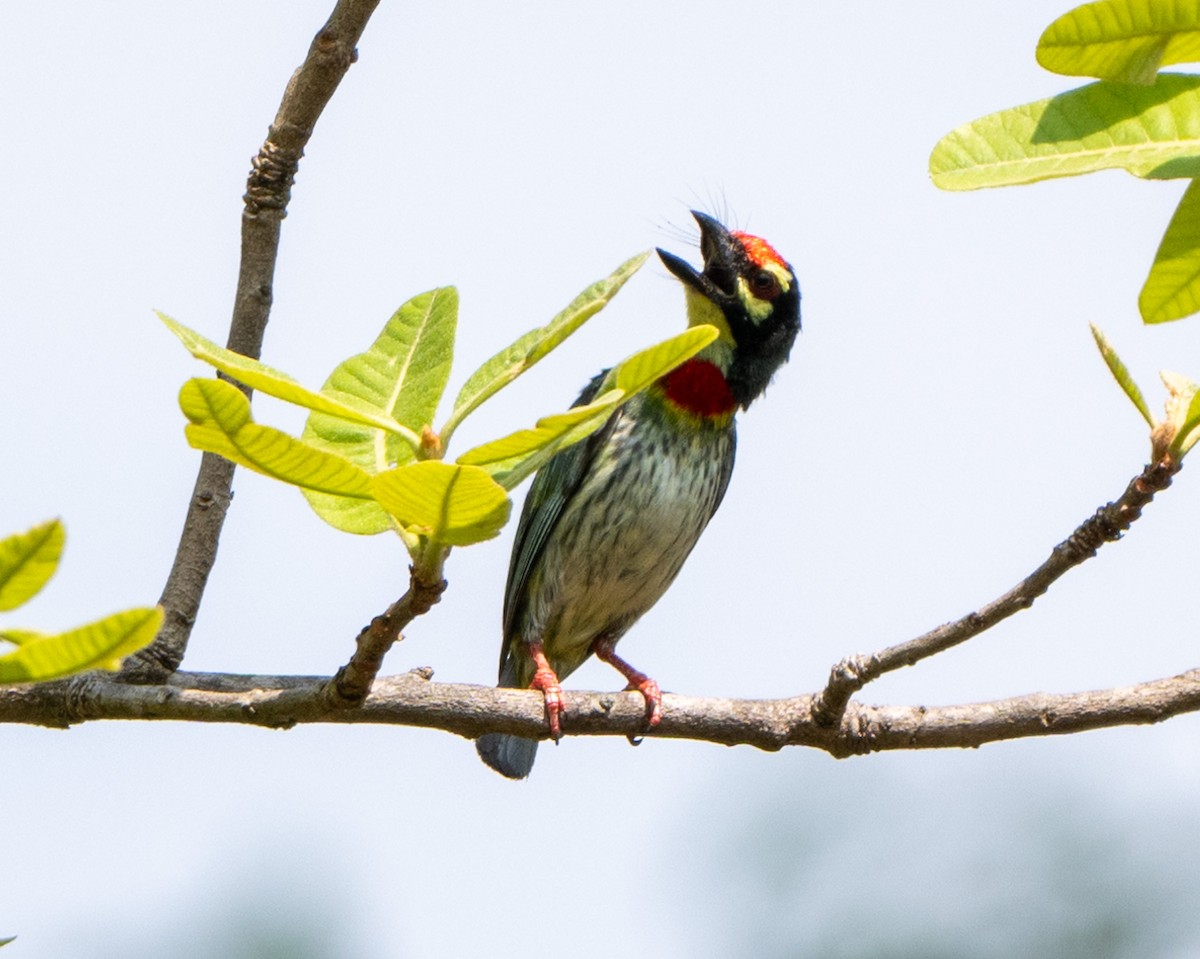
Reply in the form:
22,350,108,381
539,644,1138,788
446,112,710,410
749,270,780,300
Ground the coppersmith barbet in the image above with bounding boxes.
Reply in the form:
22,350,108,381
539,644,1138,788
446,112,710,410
477,213,801,778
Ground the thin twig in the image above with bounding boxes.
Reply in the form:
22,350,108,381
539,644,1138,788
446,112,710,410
128,0,382,682
810,456,1182,727
4,668,1199,760
324,563,448,708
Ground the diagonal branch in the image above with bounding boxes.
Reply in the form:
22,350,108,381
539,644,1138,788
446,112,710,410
810,455,1182,727
128,0,383,683
4,668,1200,760
323,562,448,709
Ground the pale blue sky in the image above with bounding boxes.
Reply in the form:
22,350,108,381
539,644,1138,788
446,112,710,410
4,2,1200,956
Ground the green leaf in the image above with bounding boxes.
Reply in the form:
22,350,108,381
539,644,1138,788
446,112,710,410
470,401,626,492
179,378,373,498
300,289,457,535
1090,323,1155,426
459,324,720,490
1140,178,1200,322
606,323,720,395
159,312,421,449
1038,0,1200,84
0,519,64,612
0,937,14,948
296,481,397,536
0,628,48,646
0,606,163,684
1176,383,1200,453
930,74,1200,190
1159,370,1200,456
371,462,511,546
456,390,624,482
439,252,649,445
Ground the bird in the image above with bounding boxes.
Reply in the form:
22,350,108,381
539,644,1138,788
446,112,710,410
476,211,801,779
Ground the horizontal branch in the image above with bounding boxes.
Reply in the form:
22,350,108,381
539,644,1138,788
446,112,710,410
6,667,1199,759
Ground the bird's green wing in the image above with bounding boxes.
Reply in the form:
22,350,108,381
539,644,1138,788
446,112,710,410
711,423,737,517
499,371,617,675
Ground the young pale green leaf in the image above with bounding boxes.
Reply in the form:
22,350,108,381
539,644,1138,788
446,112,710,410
606,324,719,395
461,324,721,490
1038,0,1200,84
1140,178,1200,323
930,75,1200,190
0,936,13,947
159,312,421,448
440,252,649,445
300,289,457,535
1159,370,1200,456
0,628,48,646
0,519,64,612
456,390,624,484
299,484,397,536
1176,384,1200,454
472,401,627,492
371,462,511,547
298,412,400,535
304,288,457,451
0,606,163,684
180,379,374,498
1090,324,1156,426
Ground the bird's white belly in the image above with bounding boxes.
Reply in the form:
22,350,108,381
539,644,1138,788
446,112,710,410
525,416,732,677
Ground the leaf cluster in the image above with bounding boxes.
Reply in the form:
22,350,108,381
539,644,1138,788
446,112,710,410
163,253,718,569
930,0,1200,457
931,0,1200,325
0,520,162,683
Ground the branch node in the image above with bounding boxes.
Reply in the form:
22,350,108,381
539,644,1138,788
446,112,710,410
1062,457,1181,563
244,140,301,217
811,653,877,729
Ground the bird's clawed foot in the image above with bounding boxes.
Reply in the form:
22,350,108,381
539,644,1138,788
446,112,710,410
592,638,663,737
626,674,663,729
528,641,566,742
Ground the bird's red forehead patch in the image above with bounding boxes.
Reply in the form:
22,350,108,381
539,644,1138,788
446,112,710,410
732,232,788,271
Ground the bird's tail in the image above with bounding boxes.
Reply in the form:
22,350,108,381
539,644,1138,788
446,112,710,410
476,655,539,779
476,733,538,779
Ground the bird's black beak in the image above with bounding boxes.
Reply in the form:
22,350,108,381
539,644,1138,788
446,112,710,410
657,210,740,302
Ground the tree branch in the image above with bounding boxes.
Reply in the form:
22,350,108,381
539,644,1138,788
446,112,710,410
4,668,1199,759
323,563,447,709
79,0,1194,772
130,0,382,682
810,456,1181,727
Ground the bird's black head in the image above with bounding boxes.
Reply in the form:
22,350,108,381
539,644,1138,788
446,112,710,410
657,211,801,409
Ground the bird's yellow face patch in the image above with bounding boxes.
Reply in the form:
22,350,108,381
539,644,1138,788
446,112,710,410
735,261,792,323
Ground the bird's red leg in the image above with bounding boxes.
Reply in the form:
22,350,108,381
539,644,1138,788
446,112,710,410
592,637,662,730
528,641,566,742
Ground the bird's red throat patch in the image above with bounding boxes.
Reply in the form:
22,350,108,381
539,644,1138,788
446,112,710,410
659,359,737,419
